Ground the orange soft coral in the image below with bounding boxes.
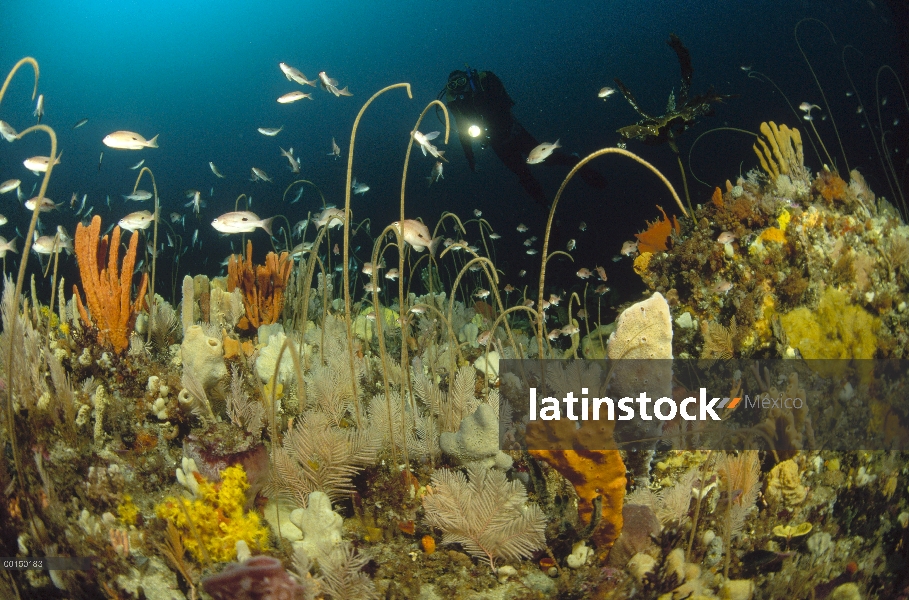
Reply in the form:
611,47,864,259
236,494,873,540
635,206,681,253
814,171,847,204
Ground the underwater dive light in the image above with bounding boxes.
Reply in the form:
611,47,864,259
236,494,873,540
468,124,482,138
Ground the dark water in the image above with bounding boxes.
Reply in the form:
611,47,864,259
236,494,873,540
0,0,905,309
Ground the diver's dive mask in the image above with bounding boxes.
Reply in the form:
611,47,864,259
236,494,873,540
446,68,479,97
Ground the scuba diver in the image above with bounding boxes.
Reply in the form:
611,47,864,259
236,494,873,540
441,67,607,207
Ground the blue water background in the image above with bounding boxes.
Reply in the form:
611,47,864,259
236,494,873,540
0,0,904,308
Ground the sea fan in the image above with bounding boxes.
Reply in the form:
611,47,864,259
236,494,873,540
422,465,546,570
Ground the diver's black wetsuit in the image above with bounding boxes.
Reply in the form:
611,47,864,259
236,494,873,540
444,69,606,207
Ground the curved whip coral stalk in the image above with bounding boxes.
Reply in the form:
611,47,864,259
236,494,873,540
536,148,683,357
0,56,46,547
795,18,849,173
132,167,159,344
343,83,413,431
687,127,756,189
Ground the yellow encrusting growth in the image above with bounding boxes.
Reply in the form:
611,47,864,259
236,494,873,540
154,465,269,562
117,494,139,526
779,287,878,363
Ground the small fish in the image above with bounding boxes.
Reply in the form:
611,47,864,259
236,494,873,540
712,280,734,295
251,167,272,183
290,242,314,257
98,151,104,171
518,270,527,277
103,131,158,150
257,126,284,137
290,187,305,204
33,94,44,123
333,243,340,255
527,139,560,164
318,71,352,97
185,190,204,215
579,221,587,232
123,190,153,201
209,162,225,178
23,155,61,174
24,196,58,212
72,118,88,129
566,239,576,251
473,209,482,217
280,147,301,173
894,118,900,126
856,105,864,114
621,240,638,256
0,179,21,194
846,91,854,97
0,215,6,225
798,102,820,113
392,219,441,254
474,289,490,299
385,268,400,280
212,211,275,235
277,91,313,103
523,239,533,247
328,137,341,159
549,294,561,306
595,266,607,281
560,324,579,336
411,130,446,160
882,96,888,106
598,86,616,99
489,233,501,240
577,309,587,319
130,159,145,170
717,231,737,244
595,284,610,295
314,208,345,229
279,63,317,86
547,328,561,341
516,223,529,233
427,161,444,185
0,121,17,142
105,194,110,208
291,219,309,237
75,194,88,215
740,65,752,71
210,187,214,197
32,233,71,255
503,284,515,293
361,262,377,275
364,282,381,293
192,229,199,247
526,249,538,255
477,330,493,346
170,212,185,226
118,210,155,232
576,268,593,279
0,237,18,257
351,178,370,195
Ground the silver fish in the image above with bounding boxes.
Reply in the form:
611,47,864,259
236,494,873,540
280,147,300,173
211,211,275,235
130,159,145,170
257,126,284,137
328,137,341,159
411,130,446,160
251,167,272,183
351,178,370,195
318,71,352,97
123,190,153,201
209,161,225,178
427,161,443,186
72,118,88,129
279,62,317,86
527,140,561,164
0,120,17,142
118,210,155,232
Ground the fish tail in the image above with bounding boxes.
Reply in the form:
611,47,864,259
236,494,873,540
260,216,275,237
9,239,16,253
428,236,442,257
146,134,159,148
